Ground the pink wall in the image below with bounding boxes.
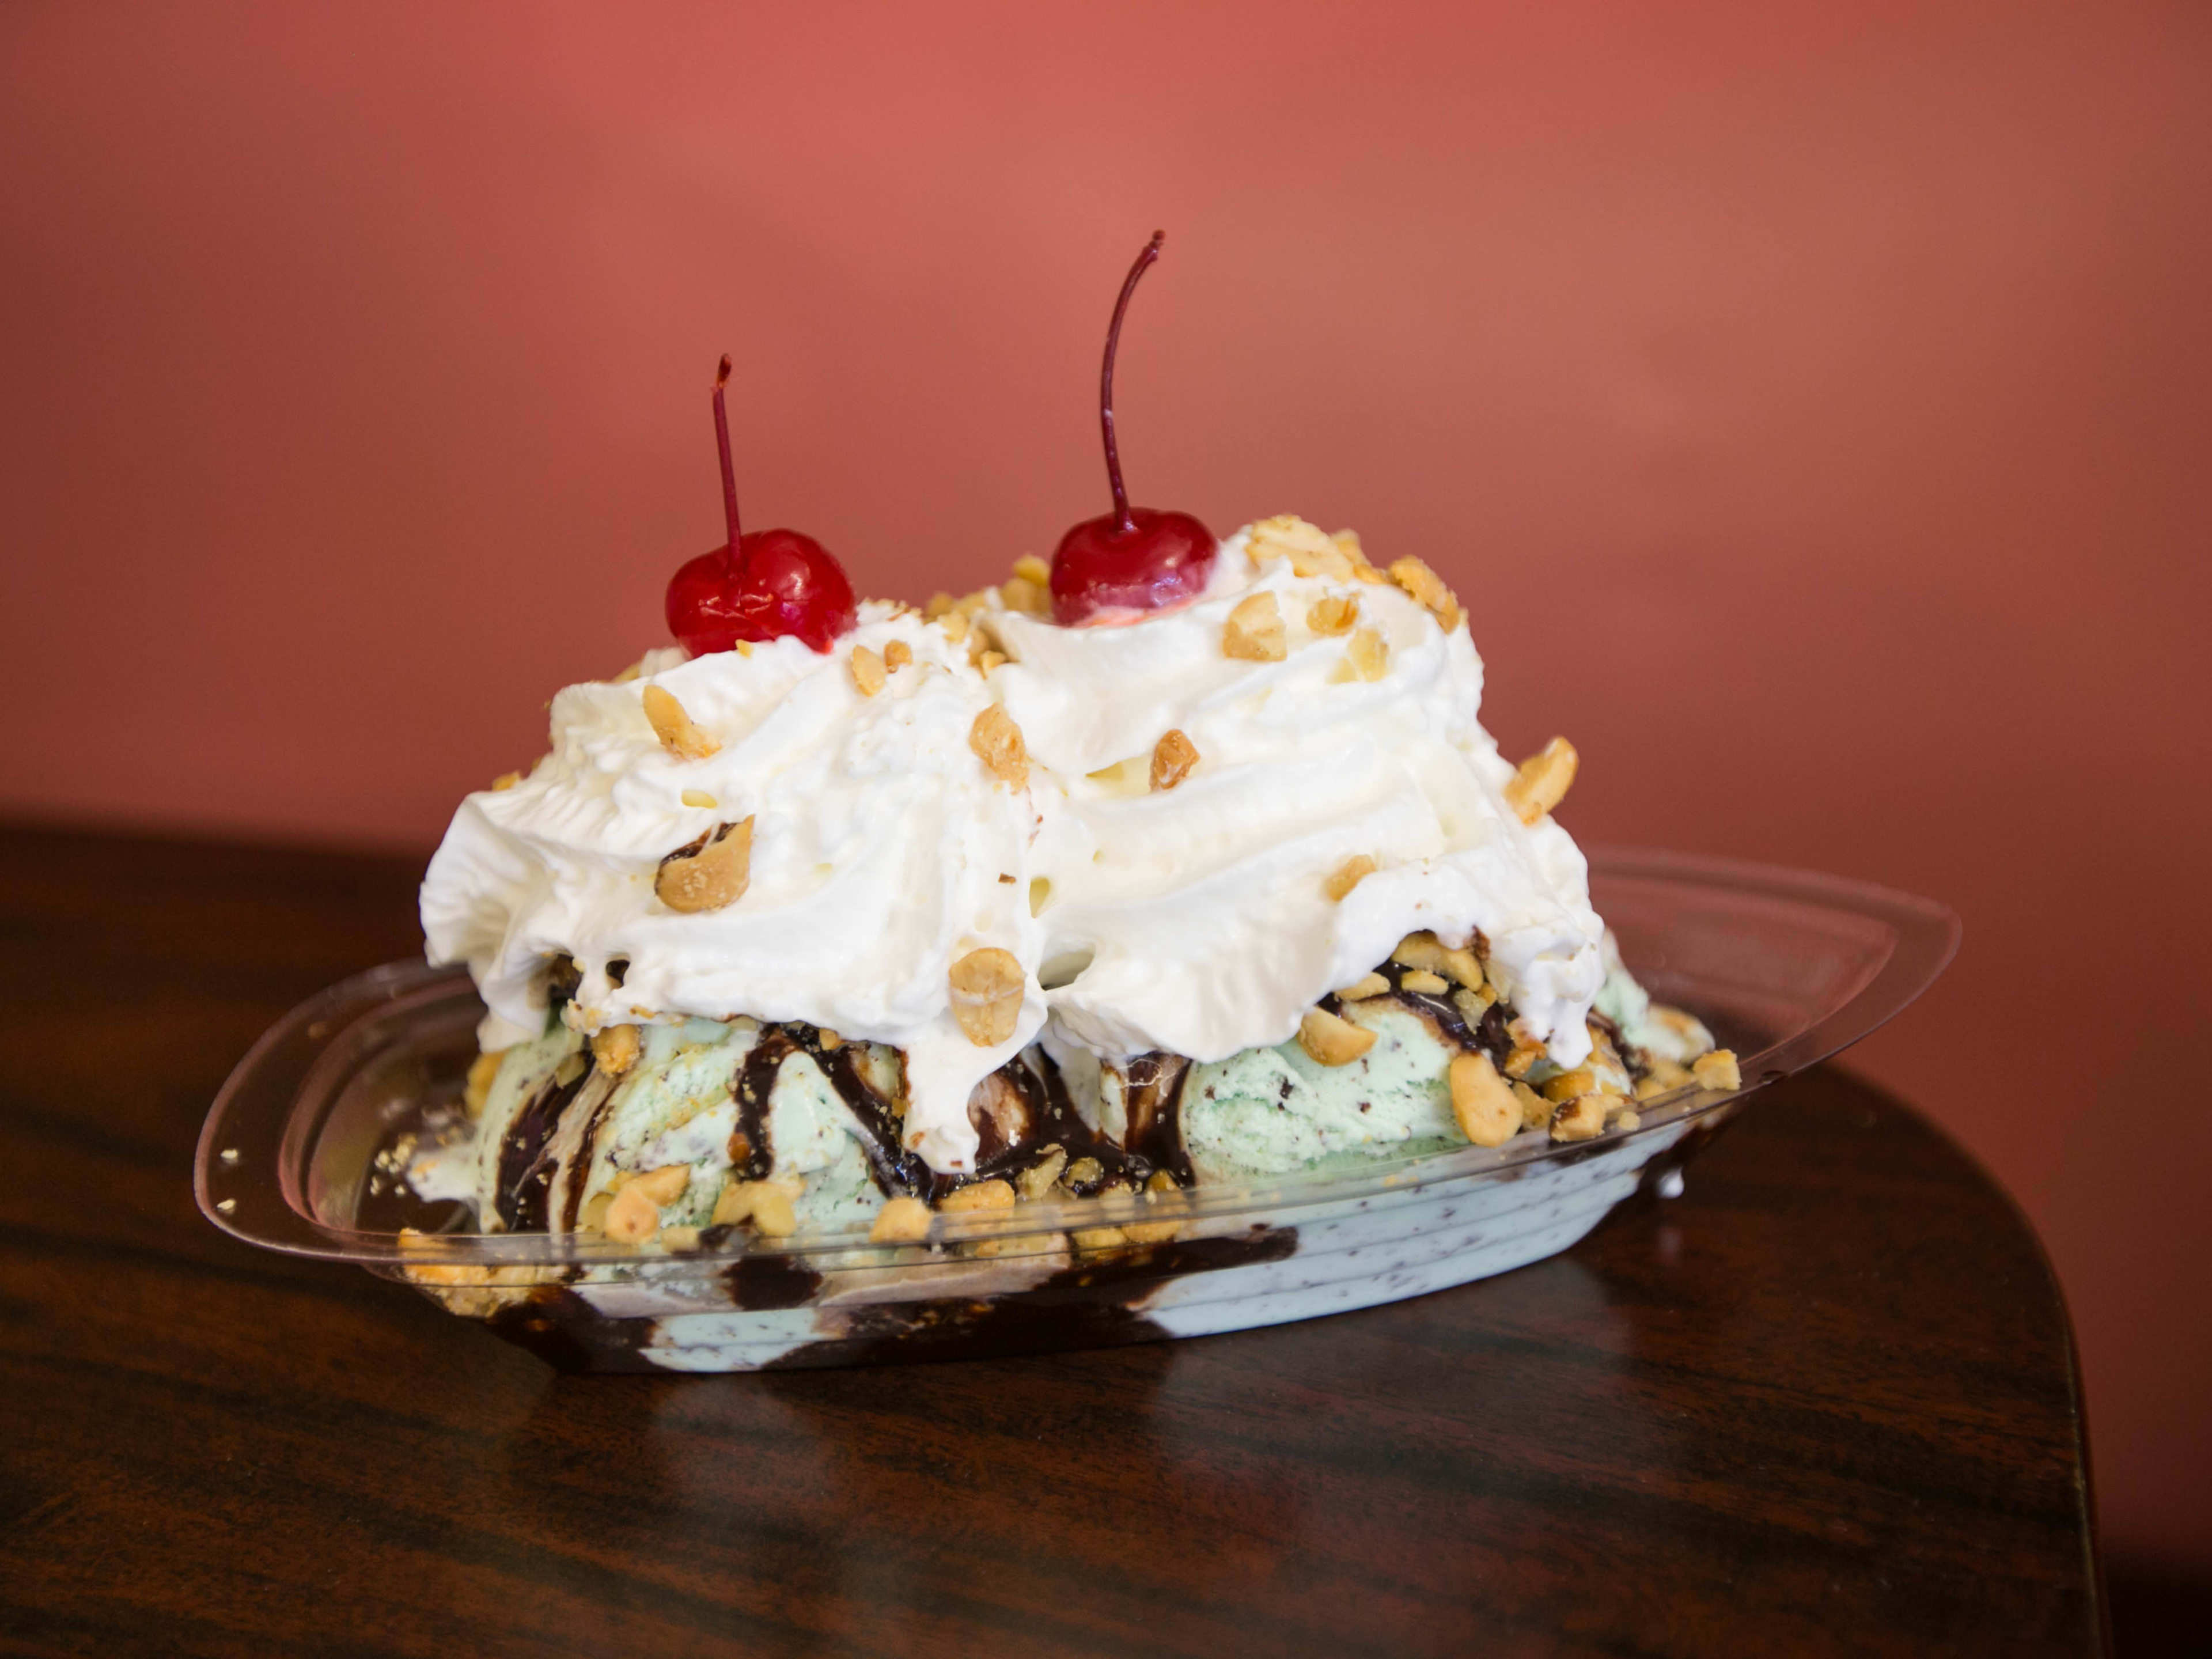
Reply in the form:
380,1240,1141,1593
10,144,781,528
5,2,2207,1575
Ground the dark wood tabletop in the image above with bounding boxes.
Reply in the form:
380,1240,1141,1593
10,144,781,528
0,823,2104,1657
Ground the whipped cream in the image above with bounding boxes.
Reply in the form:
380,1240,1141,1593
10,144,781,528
991,524,1604,1074
420,603,1046,1172
422,522,1608,1176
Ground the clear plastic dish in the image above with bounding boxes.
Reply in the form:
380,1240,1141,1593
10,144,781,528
194,847,1958,1372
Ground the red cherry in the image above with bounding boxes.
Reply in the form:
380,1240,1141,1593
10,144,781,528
1050,509,1217,622
666,529,855,655
665,357,856,655
1051,232,1217,627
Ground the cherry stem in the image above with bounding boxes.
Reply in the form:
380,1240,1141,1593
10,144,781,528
1099,230,1164,536
712,354,744,552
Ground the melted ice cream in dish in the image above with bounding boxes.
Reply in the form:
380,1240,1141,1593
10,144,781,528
415,519,1737,1253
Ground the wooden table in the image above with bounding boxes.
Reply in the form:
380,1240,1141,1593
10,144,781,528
0,824,2105,1657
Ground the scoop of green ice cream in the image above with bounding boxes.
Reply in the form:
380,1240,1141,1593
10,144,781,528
1181,1002,1464,1182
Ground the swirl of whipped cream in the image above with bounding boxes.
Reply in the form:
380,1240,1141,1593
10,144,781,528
420,603,1044,1172
990,521,1604,1071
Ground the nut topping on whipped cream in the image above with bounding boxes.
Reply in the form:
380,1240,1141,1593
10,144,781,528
1221,590,1286,661
968,705,1028,788
654,819,753,914
641,684,719,760
949,948,1026,1047
1505,737,1580,826
1149,728,1199,792
423,518,1641,1185
1324,855,1377,902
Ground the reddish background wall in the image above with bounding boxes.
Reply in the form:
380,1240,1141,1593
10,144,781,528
5,0,2207,1584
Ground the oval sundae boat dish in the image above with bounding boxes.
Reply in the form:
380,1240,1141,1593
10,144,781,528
196,848,1956,1373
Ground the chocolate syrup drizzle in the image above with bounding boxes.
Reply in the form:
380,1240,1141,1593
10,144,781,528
481,945,1537,1240
492,1063,592,1232
718,1023,1188,1211
961,1046,1191,1198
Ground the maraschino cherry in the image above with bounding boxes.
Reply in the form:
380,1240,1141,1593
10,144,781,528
665,356,856,655
1049,232,1216,626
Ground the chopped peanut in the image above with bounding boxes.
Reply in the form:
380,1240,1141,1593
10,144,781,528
714,1175,802,1236
883,638,912,671
976,649,1008,675
463,1049,505,1119
1335,971,1391,1001
1504,737,1578,825
1071,1225,1130,1251
1391,932,1485,988
1449,1052,1520,1147
604,1183,662,1244
1308,593,1359,635
1400,969,1449,995
1017,1147,1069,1201
1387,555,1462,629
491,771,523,791
655,818,753,913
680,788,718,809
969,706,1029,788
1541,1066,1599,1106
1692,1050,1743,1092
924,592,956,618
750,1182,798,1238
1325,854,1376,901
1013,554,1051,586
949,947,1025,1046
1513,1080,1552,1130
1224,591,1287,661
1151,728,1199,791
1122,1217,1180,1246
659,1225,701,1252
1453,983,1498,1022
869,1195,934,1243
1501,1038,1547,1081
938,1179,1017,1214
1001,574,1051,616
1338,627,1389,682
1061,1157,1104,1190
1549,1094,1610,1143
1298,1007,1377,1067
590,1024,641,1078
710,1179,753,1226
631,1165,691,1205
1247,514,1355,579
641,685,719,760
850,645,887,696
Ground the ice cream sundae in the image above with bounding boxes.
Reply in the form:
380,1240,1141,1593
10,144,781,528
414,236,1734,1269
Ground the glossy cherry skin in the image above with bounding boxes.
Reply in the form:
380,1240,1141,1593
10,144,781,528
666,528,857,656
1050,508,1217,626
